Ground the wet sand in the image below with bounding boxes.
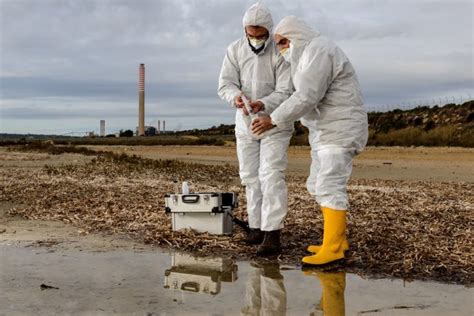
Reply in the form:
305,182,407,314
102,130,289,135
86,145,474,183
1,219,472,316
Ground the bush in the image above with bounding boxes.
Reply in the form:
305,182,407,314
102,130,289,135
290,135,309,146
424,120,435,131
119,130,134,137
413,116,423,126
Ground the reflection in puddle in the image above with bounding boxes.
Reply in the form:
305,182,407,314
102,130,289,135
163,253,348,315
305,270,346,316
164,252,238,295
2,245,472,315
161,252,473,315
241,261,287,315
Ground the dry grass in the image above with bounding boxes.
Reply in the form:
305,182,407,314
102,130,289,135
1,147,473,284
369,126,474,147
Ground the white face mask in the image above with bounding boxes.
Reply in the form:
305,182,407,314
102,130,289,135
280,43,292,62
248,37,266,50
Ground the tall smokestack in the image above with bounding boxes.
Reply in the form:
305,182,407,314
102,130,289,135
138,63,145,136
163,120,166,133
100,120,105,137
157,120,161,134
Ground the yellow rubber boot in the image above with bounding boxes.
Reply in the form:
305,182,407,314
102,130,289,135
306,207,349,254
302,208,347,266
306,239,349,254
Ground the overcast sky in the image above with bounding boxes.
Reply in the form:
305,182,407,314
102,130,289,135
1,0,473,135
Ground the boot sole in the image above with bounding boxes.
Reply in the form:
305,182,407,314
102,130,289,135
307,249,349,254
256,248,281,257
301,258,345,268
244,240,264,245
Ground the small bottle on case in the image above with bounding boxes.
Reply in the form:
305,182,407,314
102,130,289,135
182,181,189,194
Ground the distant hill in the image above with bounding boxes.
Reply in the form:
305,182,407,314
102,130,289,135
177,101,474,147
176,124,236,136
369,101,473,133
367,101,473,147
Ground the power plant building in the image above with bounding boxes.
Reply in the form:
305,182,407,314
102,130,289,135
100,120,105,137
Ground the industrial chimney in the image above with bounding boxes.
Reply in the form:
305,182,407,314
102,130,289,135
138,64,145,136
163,120,166,134
100,120,105,137
157,120,161,134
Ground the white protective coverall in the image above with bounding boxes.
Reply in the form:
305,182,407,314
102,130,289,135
218,3,294,231
270,16,368,210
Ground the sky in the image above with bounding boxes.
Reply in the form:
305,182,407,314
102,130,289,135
1,0,473,135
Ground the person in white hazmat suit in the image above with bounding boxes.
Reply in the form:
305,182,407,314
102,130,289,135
218,2,293,256
252,16,368,265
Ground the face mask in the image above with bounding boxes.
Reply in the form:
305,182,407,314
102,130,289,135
248,37,266,50
280,43,292,62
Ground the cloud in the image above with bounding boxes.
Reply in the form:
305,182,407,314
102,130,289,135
0,0,473,134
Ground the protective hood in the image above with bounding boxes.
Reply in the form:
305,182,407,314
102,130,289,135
242,2,273,33
274,15,319,47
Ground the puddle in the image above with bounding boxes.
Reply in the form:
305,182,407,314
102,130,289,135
0,244,472,315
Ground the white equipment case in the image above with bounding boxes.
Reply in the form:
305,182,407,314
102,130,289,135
165,192,238,235
164,252,238,296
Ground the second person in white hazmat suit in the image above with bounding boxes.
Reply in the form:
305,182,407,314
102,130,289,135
241,261,287,315
252,16,368,265
218,3,294,255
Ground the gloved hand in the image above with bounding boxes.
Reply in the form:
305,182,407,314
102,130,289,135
234,95,250,115
249,100,264,113
252,114,276,135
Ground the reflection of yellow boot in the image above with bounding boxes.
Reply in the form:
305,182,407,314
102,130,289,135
318,271,346,316
302,208,347,266
307,208,349,254
304,270,346,316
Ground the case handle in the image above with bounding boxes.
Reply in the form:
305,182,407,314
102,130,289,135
181,194,200,203
181,281,200,292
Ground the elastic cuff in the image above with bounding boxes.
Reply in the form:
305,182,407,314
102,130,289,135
229,91,241,107
321,205,347,212
261,224,284,232
269,114,281,127
254,99,266,112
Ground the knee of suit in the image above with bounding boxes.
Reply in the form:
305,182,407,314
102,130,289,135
258,168,285,185
239,169,260,185
242,179,261,188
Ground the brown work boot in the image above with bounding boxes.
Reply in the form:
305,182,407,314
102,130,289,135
256,230,281,256
245,228,264,245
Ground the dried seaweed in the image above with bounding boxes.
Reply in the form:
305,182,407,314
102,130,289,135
1,150,473,285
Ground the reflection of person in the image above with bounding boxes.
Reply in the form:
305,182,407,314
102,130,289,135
218,2,294,256
305,271,346,316
252,16,368,266
241,261,287,316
